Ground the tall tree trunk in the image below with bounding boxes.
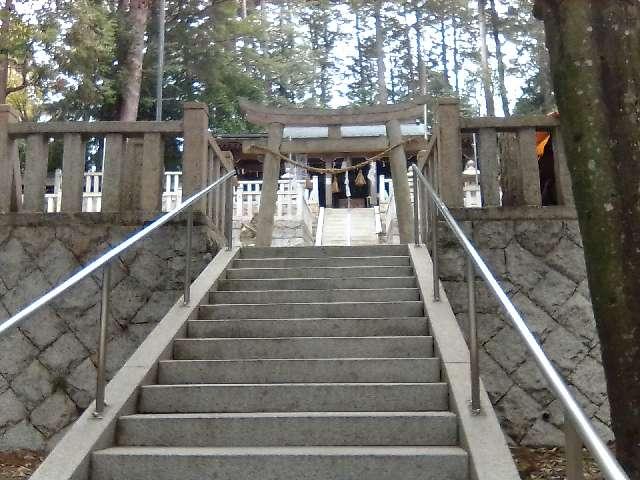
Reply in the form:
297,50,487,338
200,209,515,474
374,0,387,104
0,0,13,104
402,4,414,92
478,0,495,116
452,13,460,94
260,0,272,97
319,21,331,107
534,2,640,477
535,28,554,112
488,0,509,116
118,0,151,121
354,12,367,104
308,15,320,105
415,5,427,96
440,19,450,88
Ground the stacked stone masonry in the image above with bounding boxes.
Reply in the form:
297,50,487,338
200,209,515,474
437,217,611,447
0,218,217,451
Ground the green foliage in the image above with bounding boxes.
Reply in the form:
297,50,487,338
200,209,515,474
13,0,553,126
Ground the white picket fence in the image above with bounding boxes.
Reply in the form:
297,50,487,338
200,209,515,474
234,176,319,221
43,170,321,220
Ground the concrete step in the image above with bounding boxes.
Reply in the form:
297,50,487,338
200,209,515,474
232,256,410,269
117,411,458,447
210,288,420,305
240,245,408,259
187,317,428,338
225,266,413,279
200,301,423,320
173,336,433,360
139,383,449,413
158,358,440,384
217,276,416,291
92,446,468,480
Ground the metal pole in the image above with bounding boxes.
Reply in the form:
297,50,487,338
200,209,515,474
183,207,193,305
94,264,111,418
565,413,585,480
467,256,481,414
225,178,234,250
155,0,166,121
412,169,420,245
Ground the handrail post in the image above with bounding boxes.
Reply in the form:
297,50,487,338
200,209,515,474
225,176,234,250
183,207,194,305
94,263,111,418
430,195,440,301
412,168,420,246
565,412,584,480
467,256,481,414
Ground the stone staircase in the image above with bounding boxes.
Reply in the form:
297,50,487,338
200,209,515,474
90,245,470,480
321,208,379,245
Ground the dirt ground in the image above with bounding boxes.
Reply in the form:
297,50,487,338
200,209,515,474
0,452,44,480
1,447,606,479
511,446,603,479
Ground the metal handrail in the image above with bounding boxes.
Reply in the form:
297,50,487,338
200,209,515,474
0,168,237,415
410,164,628,480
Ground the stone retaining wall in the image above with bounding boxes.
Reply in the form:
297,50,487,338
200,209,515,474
0,214,218,451
436,211,611,446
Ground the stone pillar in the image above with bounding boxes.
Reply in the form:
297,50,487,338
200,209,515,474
23,135,49,212
183,102,209,213
368,160,378,206
102,134,125,212
478,128,500,206
255,122,284,246
324,157,333,208
140,133,165,211
552,128,574,207
120,138,144,211
517,128,542,206
436,98,464,207
0,105,19,213
386,119,413,243
61,134,86,213
499,133,520,207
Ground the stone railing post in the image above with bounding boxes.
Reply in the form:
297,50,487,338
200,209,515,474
23,134,49,212
478,128,500,206
517,128,542,206
552,127,574,207
183,102,209,213
436,98,464,207
0,105,20,213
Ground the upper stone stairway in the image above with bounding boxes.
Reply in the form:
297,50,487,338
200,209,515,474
320,208,379,245
90,245,469,480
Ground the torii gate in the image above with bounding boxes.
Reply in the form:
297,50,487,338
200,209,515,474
239,98,426,246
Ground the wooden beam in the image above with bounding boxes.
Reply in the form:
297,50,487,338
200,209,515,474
460,115,559,132
239,98,425,126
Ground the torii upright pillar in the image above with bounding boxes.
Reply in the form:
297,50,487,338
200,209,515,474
256,122,284,246
386,119,413,244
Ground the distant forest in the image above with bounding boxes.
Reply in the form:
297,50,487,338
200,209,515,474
1,0,553,132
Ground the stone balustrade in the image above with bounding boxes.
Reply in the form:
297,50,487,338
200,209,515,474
427,99,574,210
0,103,235,224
